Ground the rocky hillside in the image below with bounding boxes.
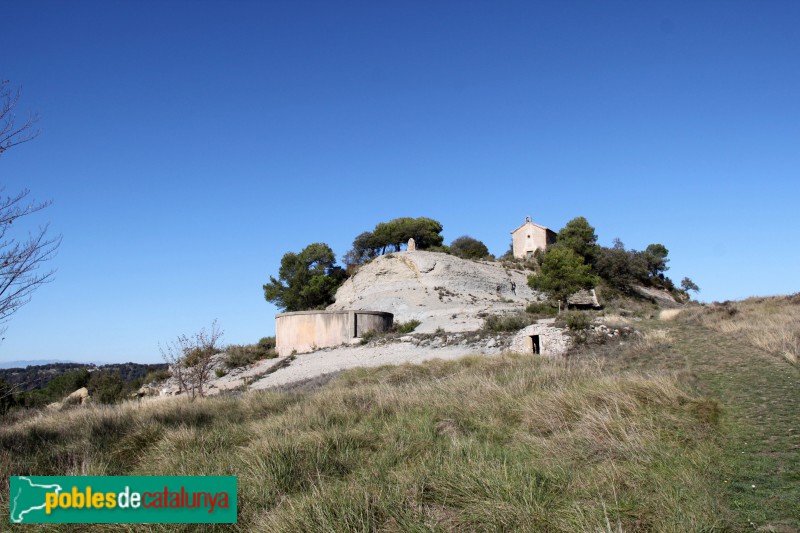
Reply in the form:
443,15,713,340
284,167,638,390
328,251,541,333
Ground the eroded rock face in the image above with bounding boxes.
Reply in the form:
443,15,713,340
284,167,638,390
632,285,680,308
329,251,544,333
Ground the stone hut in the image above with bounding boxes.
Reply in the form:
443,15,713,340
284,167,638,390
509,323,570,356
511,216,557,259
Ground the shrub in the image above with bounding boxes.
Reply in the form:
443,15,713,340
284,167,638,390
392,319,421,334
359,330,380,345
257,336,276,351
142,369,172,384
225,340,277,370
215,368,227,378
449,236,490,260
483,313,537,332
88,371,125,404
525,301,558,316
565,311,591,331
160,320,224,399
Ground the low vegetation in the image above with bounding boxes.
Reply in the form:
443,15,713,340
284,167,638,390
564,310,591,331
679,295,800,364
482,312,538,332
391,319,421,334
359,320,422,345
602,297,799,530
0,354,725,531
160,320,224,399
224,337,278,369
524,300,558,317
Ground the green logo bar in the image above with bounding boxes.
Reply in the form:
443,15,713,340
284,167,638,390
9,476,237,524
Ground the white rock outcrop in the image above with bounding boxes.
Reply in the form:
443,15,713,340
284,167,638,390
328,251,543,333
58,386,90,409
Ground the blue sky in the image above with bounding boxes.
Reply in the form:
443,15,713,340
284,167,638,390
1,1,798,363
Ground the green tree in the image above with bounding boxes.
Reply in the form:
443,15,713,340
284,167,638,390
407,217,444,249
0,377,17,415
342,231,382,267
643,244,670,278
449,235,489,259
528,247,598,313
373,218,408,252
681,277,700,294
88,370,125,404
373,217,444,252
595,245,648,291
263,243,347,311
556,217,598,265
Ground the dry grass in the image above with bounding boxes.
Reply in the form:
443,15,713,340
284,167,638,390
681,295,800,364
598,313,633,328
629,328,672,356
658,309,682,321
0,353,726,531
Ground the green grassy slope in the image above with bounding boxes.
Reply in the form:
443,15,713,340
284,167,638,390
607,317,799,531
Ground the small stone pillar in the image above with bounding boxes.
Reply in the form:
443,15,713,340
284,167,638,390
407,238,416,251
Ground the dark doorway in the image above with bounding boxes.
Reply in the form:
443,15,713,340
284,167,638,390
530,335,540,355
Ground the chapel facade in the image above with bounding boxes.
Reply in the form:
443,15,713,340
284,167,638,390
510,216,557,259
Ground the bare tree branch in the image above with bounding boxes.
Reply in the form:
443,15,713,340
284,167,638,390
0,81,60,332
160,320,223,400
0,80,39,156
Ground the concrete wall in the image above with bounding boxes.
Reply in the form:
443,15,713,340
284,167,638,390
511,220,557,259
276,310,393,356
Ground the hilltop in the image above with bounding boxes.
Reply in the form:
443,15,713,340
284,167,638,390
159,249,676,395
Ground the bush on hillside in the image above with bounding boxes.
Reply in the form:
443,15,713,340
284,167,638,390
359,329,380,345
483,313,537,332
225,337,278,369
525,301,558,317
141,368,171,385
88,370,126,404
449,236,490,260
391,320,421,334
565,310,591,331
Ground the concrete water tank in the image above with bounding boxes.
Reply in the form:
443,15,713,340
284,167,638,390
275,310,393,356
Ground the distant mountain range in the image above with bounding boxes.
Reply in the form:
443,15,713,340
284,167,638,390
0,359,109,369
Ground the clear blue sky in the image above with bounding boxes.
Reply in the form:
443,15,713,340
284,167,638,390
1,1,798,363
